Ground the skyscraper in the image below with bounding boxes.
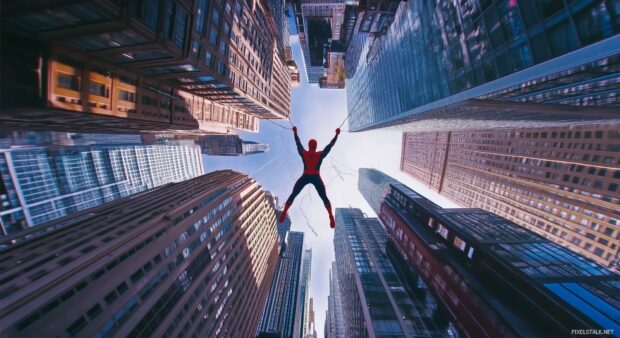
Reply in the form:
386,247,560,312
1,0,291,134
268,0,291,51
293,248,312,337
258,231,304,338
0,132,146,148
333,208,457,337
0,142,204,236
198,135,269,156
324,262,345,338
401,123,620,271
305,297,318,338
379,182,620,337
0,171,279,337
358,167,400,215
345,1,620,132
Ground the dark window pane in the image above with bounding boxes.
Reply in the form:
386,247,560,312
57,74,80,90
547,19,579,56
174,8,188,48
196,0,208,34
573,3,616,45
142,0,161,31
164,0,175,40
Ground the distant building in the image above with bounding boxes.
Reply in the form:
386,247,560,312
198,135,269,156
0,132,145,148
269,0,291,50
357,168,400,215
305,298,318,338
0,143,203,236
293,249,312,337
1,0,291,134
287,60,301,86
401,124,620,271
324,262,345,338
319,41,345,89
345,1,620,132
0,171,280,337
258,231,305,338
333,208,457,337
380,182,620,337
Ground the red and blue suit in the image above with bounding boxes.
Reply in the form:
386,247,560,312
280,127,339,228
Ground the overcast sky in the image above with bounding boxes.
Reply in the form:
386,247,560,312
203,13,459,333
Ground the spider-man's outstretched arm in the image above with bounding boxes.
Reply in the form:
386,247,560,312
320,128,340,159
292,126,304,156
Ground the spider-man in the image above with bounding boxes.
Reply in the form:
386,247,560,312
279,126,340,228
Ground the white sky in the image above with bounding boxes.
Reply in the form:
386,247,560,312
203,13,459,334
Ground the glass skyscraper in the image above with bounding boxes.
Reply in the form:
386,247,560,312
333,207,457,337
294,248,313,337
0,143,203,236
358,168,401,215
258,231,305,338
198,135,269,156
346,1,620,131
379,182,620,337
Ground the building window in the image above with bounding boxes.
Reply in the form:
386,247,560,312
212,8,221,26
141,95,157,106
453,236,467,251
205,51,213,67
164,0,176,40
57,73,80,91
118,90,136,102
174,8,188,48
209,25,219,46
89,82,109,97
192,40,201,59
66,317,87,336
437,224,449,239
467,247,475,259
141,0,161,32
195,0,207,34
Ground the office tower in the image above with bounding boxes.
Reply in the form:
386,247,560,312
197,135,269,156
345,1,620,132
258,231,304,338
276,211,293,250
401,123,620,271
319,41,346,88
0,143,203,236
358,168,400,215
0,171,279,337
324,262,345,338
268,0,291,50
305,298,318,338
1,0,291,134
379,182,620,337
333,208,457,337
0,132,146,148
66,133,145,146
293,249,312,337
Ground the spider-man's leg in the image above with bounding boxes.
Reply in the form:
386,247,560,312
310,175,335,228
280,175,310,222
